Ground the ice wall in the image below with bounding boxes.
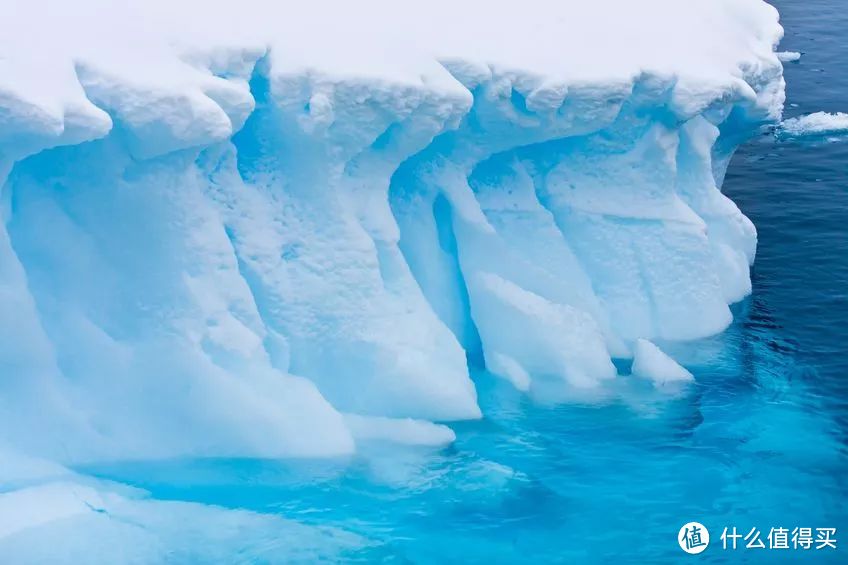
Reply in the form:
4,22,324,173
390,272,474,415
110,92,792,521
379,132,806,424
0,0,786,463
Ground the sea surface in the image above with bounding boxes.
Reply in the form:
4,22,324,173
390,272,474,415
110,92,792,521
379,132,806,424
82,1,847,561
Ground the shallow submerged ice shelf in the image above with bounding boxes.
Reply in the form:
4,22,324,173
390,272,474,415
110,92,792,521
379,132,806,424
0,0,787,467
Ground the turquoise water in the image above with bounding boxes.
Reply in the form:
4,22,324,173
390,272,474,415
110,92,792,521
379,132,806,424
82,2,847,561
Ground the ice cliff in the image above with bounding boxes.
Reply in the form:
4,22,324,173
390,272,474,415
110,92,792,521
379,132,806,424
0,0,786,462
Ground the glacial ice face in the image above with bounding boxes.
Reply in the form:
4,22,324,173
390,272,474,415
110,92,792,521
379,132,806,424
0,0,786,463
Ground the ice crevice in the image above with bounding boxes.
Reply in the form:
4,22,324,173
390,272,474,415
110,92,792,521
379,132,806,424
0,0,788,464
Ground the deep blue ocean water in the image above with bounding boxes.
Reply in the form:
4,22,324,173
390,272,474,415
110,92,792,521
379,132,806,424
81,1,846,562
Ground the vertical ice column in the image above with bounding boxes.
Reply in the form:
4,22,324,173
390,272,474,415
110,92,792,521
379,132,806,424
202,57,480,420
676,116,757,303
391,71,626,390
536,117,734,342
5,131,353,460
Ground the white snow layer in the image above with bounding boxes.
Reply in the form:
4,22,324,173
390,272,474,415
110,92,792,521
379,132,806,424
780,112,848,136
0,0,787,464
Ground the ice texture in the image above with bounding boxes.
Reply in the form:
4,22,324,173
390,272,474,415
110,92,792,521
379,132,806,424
630,339,695,386
777,51,802,63
779,112,848,137
0,478,364,563
0,0,786,467
344,415,457,446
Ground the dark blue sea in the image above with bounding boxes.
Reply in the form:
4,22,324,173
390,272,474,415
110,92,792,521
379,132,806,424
82,1,846,561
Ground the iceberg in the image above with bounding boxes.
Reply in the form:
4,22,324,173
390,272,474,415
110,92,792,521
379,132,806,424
0,0,786,468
